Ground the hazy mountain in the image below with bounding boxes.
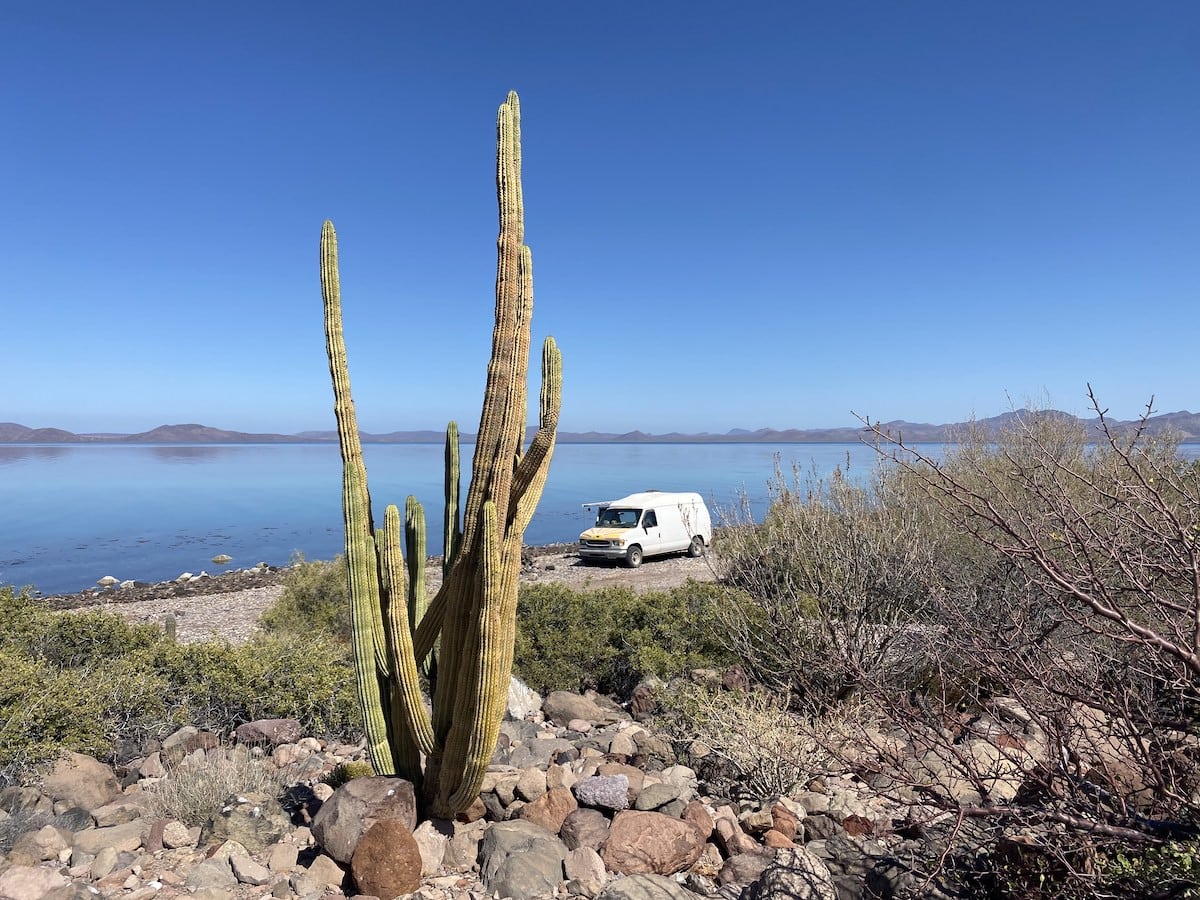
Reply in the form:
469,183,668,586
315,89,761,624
3,409,1199,444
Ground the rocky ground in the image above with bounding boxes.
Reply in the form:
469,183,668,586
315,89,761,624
43,545,718,645
0,685,944,900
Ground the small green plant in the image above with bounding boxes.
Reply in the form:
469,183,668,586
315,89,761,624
1098,839,1200,898
323,759,375,790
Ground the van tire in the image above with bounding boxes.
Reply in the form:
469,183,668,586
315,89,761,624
625,546,643,568
687,535,705,558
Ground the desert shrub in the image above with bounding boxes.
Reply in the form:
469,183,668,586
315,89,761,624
0,586,360,784
715,459,974,706
323,759,375,790
654,681,866,799
133,632,359,737
513,580,733,697
146,744,295,826
259,554,350,641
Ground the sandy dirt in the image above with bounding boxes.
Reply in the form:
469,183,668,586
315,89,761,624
48,544,719,644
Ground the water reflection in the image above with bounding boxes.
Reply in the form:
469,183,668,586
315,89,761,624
0,445,70,465
148,445,230,463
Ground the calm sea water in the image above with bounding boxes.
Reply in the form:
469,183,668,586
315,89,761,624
0,442,887,595
4,441,1197,595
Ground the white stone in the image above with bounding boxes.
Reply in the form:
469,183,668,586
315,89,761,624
97,575,119,586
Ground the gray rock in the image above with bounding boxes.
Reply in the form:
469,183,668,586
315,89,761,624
633,782,686,812
560,808,611,851
741,847,836,900
310,775,418,863
596,873,698,900
0,865,72,899
574,774,630,811
200,791,291,852
480,819,568,899
232,853,273,885
565,846,607,898
72,819,148,856
185,858,238,891
235,718,304,746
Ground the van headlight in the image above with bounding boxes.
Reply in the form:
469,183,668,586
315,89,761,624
612,538,625,547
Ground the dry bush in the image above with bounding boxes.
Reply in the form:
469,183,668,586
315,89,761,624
714,457,966,706
655,681,871,799
146,744,295,827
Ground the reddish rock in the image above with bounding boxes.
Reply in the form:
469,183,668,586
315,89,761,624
350,820,422,899
771,802,799,839
458,796,488,823
600,810,705,876
519,786,578,833
763,828,796,849
712,809,759,857
235,718,304,746
842,814,874,837
683,800,714,840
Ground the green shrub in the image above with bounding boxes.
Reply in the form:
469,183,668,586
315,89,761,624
0,585,360,785
513,580,733,697
260,555,350,641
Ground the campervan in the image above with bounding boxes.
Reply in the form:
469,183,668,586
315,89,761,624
578,491,713,568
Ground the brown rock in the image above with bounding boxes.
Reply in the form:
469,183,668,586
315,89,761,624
683,800,714,840
235,718,304,746
561,808,611,851
519,786,578,834
763,828,796,849
350,820,422,899
600,810,705,876
717,849,775,885
770,802,799,839
42,752,120,811
841,814,874,837
712,808,758,857
458,795,488,823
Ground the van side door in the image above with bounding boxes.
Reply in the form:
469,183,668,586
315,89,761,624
639,508,665,557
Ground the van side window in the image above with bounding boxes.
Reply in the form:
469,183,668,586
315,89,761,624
642,510,657,528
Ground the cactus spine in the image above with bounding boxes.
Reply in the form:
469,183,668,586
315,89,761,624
320,91,561,818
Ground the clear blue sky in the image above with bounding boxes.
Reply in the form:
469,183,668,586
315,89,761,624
4,1,1197,435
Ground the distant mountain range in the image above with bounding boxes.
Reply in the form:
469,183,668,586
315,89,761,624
3,410,1199,444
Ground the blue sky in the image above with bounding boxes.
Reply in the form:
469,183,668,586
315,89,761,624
4,1,1197,435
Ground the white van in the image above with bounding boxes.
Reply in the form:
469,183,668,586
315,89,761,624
578,491,713,568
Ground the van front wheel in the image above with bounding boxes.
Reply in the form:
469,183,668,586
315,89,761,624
687,536,705,558
625,546,643,568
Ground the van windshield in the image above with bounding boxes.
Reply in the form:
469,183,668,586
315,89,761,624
596,507,641,528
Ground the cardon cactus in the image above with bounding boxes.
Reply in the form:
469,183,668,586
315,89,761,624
320,91,562,818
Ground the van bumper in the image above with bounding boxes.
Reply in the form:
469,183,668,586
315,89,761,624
578,542,628,561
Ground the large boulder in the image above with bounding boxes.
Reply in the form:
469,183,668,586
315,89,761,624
310,776,418,864
480,819,568,899
742,847,836,900
42,752,120,811
596,873,698,900
350,819,422,898
600,810,706,876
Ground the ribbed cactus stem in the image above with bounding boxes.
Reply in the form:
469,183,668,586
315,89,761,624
322,91,560,818
320,221,394,777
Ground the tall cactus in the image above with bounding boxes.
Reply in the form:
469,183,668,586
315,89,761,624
320,91,561,818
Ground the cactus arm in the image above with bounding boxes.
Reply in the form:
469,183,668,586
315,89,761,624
404,495,435,682
320,220,394,776
382,503,437,769
511,336,562,532
443,422,462,575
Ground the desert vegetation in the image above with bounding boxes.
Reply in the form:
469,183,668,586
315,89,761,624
3,393,1196,895
698,394,1200,897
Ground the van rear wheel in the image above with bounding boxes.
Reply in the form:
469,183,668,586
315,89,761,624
687,535,705,558
625,546,643,568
